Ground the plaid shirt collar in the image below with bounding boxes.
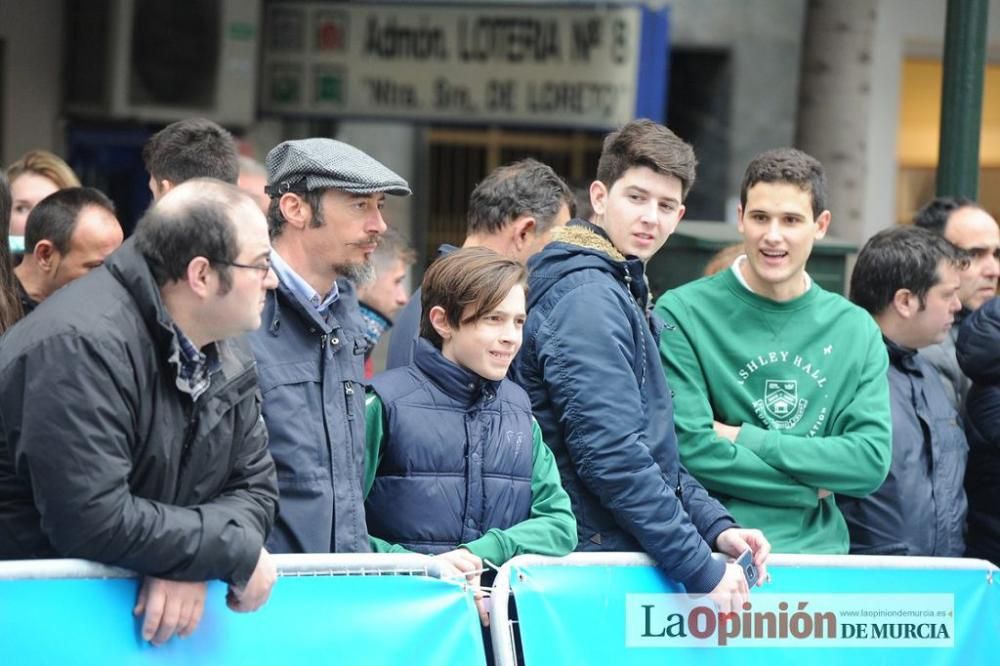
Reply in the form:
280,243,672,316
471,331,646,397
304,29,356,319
169,325,221,401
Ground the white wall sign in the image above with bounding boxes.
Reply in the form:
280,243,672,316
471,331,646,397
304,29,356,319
260,2,668,128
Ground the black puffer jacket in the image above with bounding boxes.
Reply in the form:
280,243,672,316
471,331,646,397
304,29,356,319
956,296,1000,564
0,239,278,587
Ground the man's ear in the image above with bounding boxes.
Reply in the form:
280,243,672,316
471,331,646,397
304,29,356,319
278,192,312,231
428,305,453,341
891,288,916,319
814,209,832,240
32,240,59,271
589,180,608,219
186,257,215,299
511,216,537,253
158,179,175,197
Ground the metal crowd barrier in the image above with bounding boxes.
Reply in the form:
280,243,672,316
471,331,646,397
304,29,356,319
0,553,485,666
490,552,999,666
3,552,997,665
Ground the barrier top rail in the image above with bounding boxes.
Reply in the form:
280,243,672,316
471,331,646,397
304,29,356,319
0,552,447,580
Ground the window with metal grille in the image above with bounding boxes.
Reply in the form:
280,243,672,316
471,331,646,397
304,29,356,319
422,127,603,263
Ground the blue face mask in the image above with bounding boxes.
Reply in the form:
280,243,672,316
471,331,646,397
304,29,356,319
8,236,25,253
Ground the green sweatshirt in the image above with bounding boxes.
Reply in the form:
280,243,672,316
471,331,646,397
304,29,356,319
363,392,578,565
654,268,891,554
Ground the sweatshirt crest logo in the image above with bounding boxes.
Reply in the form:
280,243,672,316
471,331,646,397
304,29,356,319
754,379,809,429
765,380,797,417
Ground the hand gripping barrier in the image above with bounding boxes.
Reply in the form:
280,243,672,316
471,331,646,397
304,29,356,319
0,553,488,665
490,552,1000,666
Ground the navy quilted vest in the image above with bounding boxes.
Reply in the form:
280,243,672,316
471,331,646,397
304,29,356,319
366,338,534,554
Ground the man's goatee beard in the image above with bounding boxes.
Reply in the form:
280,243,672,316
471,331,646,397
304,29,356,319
336,261,376,284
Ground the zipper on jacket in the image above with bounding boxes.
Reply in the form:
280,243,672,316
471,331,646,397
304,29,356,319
180,399,199,454
675,482,684,501
344,382,355,420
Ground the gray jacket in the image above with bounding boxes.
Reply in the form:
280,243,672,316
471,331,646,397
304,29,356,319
839,338,968,556
248,276,371,554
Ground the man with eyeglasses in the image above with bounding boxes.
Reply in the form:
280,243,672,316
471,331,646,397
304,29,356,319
914,197,1000,415
0,179,280,646
249,138,410,554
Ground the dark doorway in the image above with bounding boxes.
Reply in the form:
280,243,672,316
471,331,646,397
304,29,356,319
667,49,732,221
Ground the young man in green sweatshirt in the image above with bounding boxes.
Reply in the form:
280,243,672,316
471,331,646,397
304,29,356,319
654,148,891,554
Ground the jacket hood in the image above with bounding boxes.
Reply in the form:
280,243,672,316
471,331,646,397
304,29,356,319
526,220,647,310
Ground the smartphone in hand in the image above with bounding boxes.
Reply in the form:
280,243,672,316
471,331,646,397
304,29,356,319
735,548,759,588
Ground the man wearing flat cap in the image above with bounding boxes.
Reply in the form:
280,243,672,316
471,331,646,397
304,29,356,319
249,138,410,553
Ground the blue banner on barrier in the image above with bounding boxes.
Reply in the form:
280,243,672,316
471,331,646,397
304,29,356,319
0,574,486,665
510,562,999,665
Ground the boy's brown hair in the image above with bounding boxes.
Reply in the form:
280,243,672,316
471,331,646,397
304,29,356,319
595,119,697,199
419,247,527,349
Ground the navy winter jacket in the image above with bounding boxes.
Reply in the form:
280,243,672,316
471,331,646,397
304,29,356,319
957,296,1000,564
512,221,736,594
366,338,534,554
838,338,968,556
248,276,371,554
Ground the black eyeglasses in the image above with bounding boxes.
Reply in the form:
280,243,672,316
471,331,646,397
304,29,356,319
209,258,273,279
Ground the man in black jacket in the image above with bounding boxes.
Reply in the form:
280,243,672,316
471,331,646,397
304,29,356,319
0,179,280,646
844,225,969,556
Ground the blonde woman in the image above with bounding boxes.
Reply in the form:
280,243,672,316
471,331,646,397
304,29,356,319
0,171,24,332
6,150,81,236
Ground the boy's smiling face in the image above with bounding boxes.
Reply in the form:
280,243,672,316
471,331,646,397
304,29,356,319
435,284,526,381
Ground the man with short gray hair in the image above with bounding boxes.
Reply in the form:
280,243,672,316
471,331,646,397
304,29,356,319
249,138,410,554
386,158,573,369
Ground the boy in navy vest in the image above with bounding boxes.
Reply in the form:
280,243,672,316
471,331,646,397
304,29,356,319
363,247,577,625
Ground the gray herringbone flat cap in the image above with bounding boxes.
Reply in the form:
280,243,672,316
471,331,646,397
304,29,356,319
264,138,411,197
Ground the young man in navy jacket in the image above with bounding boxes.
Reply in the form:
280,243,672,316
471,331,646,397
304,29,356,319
512,120,770,611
